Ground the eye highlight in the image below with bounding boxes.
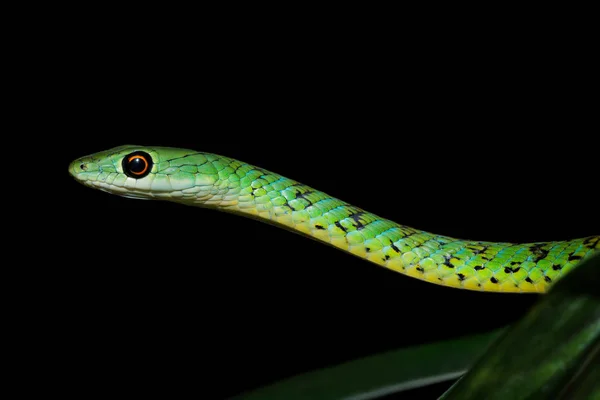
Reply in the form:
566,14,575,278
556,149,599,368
122,151,153,178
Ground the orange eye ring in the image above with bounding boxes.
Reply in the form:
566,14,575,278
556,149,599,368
122,151,153,178
127,155,149,175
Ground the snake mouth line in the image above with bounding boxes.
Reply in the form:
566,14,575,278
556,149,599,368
78,180,154,200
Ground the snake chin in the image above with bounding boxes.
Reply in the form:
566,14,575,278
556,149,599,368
84,181,154,200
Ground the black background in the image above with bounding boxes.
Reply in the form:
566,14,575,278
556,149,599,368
50,15,598,399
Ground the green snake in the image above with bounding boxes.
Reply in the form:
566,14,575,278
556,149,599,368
69,145,599,293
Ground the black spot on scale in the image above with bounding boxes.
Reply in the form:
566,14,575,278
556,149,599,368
544,276,552,283
490,277,499,284
416,266,424,272
504,266,521,274
525,277,533,283
552,264,562,271
335,221,347,233
385,255,390,260
474,265,485,271
295,191,315,207
568,255,582,261
530,245,549,262
315,225,325,230
366,247,371,252
391,243,400,253
441,254,456,269
457,273,465,281
466,244,490,255
348,211,366,230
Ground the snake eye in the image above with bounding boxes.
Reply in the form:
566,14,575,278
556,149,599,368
122,151,153,178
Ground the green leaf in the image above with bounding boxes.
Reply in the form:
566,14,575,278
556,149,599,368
230,256,600,400
438,253,600,400
558,339,600,400
230,330,503,400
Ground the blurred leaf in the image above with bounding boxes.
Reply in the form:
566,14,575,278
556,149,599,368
439,253,600,400
557,339,599,400
230,330,503,400
230,255,599,400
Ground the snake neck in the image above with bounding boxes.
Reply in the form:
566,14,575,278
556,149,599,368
179,159,599,294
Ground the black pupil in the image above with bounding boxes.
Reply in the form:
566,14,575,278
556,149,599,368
129,157,146,173
122,151,152,178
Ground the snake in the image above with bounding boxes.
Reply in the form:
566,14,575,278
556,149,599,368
69,145,599,293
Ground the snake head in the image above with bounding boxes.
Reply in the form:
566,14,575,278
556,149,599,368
68,145,219,202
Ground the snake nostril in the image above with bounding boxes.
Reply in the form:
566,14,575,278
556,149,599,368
80,164,87,171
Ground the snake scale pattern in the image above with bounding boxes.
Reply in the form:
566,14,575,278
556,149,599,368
69,145,599,293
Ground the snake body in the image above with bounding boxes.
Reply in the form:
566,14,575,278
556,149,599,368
69,145,599,293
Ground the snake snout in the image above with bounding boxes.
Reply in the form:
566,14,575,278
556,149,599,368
68,158,94,181
68,160,80,177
